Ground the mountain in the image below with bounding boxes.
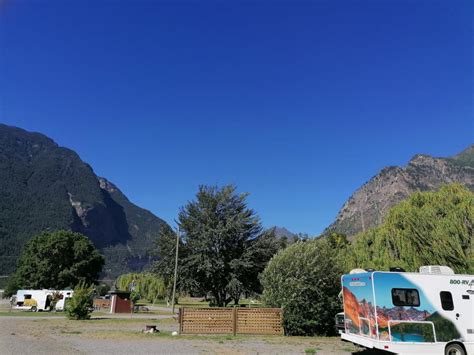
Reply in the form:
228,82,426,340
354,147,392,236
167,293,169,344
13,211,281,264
268,226,311,242
326,145,474,237
270,226,297,239
0,124,169,277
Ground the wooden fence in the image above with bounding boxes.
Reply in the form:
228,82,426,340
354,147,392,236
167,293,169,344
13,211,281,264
179,307,284,335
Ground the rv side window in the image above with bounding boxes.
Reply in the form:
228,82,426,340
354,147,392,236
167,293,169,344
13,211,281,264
440,291,454,311
24,294,32,299
391,288,420,307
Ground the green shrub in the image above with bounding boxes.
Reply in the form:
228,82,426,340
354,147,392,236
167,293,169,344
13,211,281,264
261,238,343,336
65,282,94,320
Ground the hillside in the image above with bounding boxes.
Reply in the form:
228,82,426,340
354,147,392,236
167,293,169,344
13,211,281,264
0,124,168,277
326,145,474,237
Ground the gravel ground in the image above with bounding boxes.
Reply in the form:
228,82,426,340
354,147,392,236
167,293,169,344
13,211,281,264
0,315,369,355
0,298,388,355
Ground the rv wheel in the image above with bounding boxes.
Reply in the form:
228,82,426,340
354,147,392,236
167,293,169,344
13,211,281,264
445,343,465,355
30,306,37,312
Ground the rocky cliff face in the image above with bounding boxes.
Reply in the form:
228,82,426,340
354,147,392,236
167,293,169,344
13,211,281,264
326,145,474,238
0,124,168,277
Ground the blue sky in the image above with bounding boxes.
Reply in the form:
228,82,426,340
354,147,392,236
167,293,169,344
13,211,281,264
1,0,472,235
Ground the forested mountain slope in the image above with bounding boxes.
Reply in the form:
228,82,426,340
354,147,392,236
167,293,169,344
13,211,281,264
0,124,168,277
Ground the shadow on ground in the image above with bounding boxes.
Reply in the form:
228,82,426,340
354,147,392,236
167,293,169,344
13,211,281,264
353,349,395,355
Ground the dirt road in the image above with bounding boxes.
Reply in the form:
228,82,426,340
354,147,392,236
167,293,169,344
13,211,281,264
0,315,367,354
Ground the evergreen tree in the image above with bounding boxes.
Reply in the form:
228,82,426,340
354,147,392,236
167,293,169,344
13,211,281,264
153,185,280,306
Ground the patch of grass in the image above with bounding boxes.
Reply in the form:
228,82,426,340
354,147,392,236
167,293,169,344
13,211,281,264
137,310,174,316
176,334,248,342
60,330,82,334
0,311,65,317
305,348,317,354
86,317,177,325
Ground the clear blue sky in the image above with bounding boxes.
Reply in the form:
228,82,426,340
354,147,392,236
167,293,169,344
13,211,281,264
1,0,472,235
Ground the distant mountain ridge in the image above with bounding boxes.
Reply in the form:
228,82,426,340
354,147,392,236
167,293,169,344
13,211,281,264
326,145,474,237
270,226,297,239
0,124,169,277
269,226,311,241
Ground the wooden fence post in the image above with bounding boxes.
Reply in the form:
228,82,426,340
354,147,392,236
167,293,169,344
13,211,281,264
280,308,284,335
232,307,237,336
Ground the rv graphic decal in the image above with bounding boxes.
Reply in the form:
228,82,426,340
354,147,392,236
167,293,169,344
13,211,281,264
343,273,461,343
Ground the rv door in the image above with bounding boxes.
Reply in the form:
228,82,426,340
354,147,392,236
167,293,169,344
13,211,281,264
464,287,474,339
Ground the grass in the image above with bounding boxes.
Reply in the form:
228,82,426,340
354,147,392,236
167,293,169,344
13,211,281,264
0,309,174,318
60,330,82,334
86,317,177,325
305,348,317,354
0,311,65,317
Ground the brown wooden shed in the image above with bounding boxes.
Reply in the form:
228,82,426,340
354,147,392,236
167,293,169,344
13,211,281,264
109,291,132,313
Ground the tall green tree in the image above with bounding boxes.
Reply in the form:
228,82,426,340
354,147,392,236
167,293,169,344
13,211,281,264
154,185,280,306
348,184,474,273
261,238,344,336
152,224,191,302
6,230,104,296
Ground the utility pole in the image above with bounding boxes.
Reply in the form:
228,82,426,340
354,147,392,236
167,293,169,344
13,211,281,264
171,226,180,314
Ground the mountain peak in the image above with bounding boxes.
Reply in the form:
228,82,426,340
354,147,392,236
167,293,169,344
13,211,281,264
451,144,474,168
326,144,474,237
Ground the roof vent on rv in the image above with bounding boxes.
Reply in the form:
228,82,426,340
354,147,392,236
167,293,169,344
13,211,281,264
419,265,455,275
349,268,367,274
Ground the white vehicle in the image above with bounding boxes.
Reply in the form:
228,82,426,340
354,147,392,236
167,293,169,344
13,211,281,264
340,266,474,355
15,289,73,311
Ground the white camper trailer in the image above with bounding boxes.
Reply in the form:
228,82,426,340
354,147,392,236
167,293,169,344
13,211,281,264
340,266,474,355
15,289,73,311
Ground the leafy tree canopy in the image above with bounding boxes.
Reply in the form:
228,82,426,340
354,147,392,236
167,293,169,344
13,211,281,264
261,238,344,336
348,184,474,273
6,230,104,296
116,272,166,303
154,185,281,306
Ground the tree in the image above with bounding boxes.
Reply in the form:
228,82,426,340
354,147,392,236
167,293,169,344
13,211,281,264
261,238,344,336
116,272,167,303
152,224,190,303
65,282,94,320
154,185,280,307
6,230,104,295
348,184,474,273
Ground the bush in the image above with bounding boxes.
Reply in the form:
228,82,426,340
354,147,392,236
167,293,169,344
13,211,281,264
261,238,343,336
65,282,94,320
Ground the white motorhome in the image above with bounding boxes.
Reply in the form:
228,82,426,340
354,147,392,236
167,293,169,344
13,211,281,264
15,289,73,311
340,266,474,355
